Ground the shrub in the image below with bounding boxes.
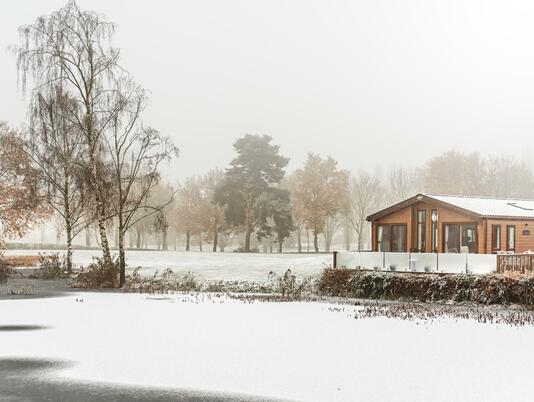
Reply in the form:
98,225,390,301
318,268,534,305
69,257,118,288
29,254,68,280
122,268,200,293
0,259,16,283
317,267,353,296
7,285,34,296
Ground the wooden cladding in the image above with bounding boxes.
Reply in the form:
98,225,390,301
497,254,534,275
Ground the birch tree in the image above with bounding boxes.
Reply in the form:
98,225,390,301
14,0,126,269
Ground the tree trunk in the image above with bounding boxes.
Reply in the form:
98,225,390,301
244,194,253,252
136,228,142,249
186,230,191,251
357,219,364,251
85,228,91,247
313,230,319,253
162,228,168,251
213,230,218,252
297,228,302,253
65,222,73,273
199,234,203,251
87,137,112,265
278,240,283,253
118,229,126,287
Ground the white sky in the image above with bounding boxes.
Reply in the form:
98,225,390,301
2,0,534,182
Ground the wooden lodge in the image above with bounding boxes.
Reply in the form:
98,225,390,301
367,194,534,254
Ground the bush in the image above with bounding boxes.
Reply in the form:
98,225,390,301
0,259,16,283
69,257,118,288
29,254,68,280
122,268,200,293
318,268,534,305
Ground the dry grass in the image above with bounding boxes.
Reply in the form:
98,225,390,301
2,255,41,268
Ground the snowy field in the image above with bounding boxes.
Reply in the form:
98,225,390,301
4,250,332,281
2,293,534,402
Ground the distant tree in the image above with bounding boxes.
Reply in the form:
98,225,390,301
484,155,534,198
256,188,294,253
347,172,383,251
215,135,289,252
173,177,203,251
195,169,227,252
0,122,46,248
385,167,422,204
291,154,349,252
423,150,485,196
283,174,307,253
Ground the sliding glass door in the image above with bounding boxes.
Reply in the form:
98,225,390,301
443,224,477,253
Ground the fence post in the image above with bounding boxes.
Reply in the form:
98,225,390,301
436,252,439,272
382,252,386,270
333,251,338,268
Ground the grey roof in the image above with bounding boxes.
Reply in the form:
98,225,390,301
425,194,534,218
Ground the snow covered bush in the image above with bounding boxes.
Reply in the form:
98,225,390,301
29,254,68,280
318,268,534,305
70,257,119,288
122,268,200,293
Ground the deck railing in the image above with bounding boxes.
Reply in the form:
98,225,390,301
496,254,534,274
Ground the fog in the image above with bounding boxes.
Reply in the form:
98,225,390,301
2,0,534,182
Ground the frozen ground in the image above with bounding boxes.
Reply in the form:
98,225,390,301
2,292,534,402
4,250,331,281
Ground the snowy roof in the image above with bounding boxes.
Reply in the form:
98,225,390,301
424,194,534,218
367,193,534,221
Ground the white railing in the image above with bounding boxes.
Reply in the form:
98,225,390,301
334,251,496,274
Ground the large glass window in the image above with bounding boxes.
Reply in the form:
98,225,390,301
492,225,501,253
431,210,438,252
507,225,516,252
444,224,477,253
377,225,391,252
377,224,406,252
416,210,426,252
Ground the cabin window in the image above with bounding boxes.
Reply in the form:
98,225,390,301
416,210,426,252
431,209,438,252
491,225,501,253
443,224,476,253
507,225,516,252
377,224,406,252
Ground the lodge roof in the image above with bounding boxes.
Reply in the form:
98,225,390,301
367,193,534,221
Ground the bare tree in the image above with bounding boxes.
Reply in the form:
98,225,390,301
386,167,422,204
103,83,177,286
26,88,92,272
14,1,129,269
348,172,383,251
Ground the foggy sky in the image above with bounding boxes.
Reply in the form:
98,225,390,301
2,0,534,183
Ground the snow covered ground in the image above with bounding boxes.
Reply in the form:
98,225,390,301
4,250,332,281
2,292,534,402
